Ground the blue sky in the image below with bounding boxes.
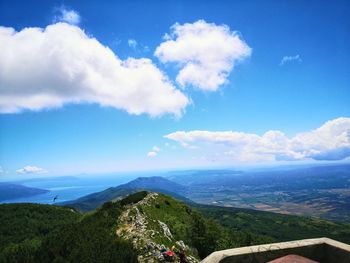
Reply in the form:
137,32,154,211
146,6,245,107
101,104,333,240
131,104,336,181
0,0,349,178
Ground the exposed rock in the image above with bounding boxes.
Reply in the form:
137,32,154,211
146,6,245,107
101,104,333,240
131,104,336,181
158,220,173,240
176,240,189,250
116,192,199,263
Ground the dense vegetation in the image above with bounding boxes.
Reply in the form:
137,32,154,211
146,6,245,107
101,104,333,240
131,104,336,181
0,202,137,263
0,204,80,251
196,204,350,244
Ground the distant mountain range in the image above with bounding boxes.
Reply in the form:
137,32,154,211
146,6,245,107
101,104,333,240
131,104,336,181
61,176,191,211
64,164,350,222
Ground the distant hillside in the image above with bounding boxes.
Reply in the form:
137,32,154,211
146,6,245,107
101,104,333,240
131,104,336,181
0,183,49,201
167,164,350,190
195,204,350,244
121,176,187,193
166,164,350,222
61,187,135,211
61,176,191,211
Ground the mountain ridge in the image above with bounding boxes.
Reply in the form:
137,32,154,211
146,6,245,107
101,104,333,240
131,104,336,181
60,176,191,211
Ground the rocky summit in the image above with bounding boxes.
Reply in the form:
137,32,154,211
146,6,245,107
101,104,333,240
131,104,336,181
116,192,199,262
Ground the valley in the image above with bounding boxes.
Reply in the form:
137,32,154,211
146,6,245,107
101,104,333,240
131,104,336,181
167,164,350,222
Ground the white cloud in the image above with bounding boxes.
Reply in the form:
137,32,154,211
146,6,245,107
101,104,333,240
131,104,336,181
155,20,251,91
54,6,81,25
147,146,160,157
147,151,157,158
280,54,302,66
0,23,189,117
152,146,160,152
128,39,137,48
291,117,350,160
165,117,350,162
16,165,48,174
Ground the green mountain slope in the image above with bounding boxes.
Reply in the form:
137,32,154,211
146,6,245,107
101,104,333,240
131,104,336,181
61,177,193,212
0,204,80,251
0,191,270,262
195,204,350,244
0,201,138,263
36,200,138,263
0,204,81,263
1,191,350,263
116,191,271,261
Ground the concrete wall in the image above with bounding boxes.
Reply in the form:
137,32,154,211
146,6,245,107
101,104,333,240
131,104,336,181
201,238,350,263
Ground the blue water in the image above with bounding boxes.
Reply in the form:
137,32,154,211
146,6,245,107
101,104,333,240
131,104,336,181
1,172,164,204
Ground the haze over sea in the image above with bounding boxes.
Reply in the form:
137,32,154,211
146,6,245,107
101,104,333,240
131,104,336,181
0,172,163,204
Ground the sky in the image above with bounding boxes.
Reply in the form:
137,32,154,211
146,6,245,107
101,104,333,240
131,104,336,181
0,0,349,178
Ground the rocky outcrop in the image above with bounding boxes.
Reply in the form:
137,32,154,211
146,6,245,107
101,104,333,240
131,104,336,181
116,192,198,263
158,220,173,240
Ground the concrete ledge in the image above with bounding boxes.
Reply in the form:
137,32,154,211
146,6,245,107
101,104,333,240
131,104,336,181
201,238,350,263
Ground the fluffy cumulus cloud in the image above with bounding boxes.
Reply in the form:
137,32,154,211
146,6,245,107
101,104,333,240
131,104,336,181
165,117,350,162
16,165,48,174
155,20,252,91
0,23,189,116
54,6,81,25
280,54,302,66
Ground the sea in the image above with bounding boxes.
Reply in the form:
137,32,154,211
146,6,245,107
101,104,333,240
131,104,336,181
0,171,165,204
